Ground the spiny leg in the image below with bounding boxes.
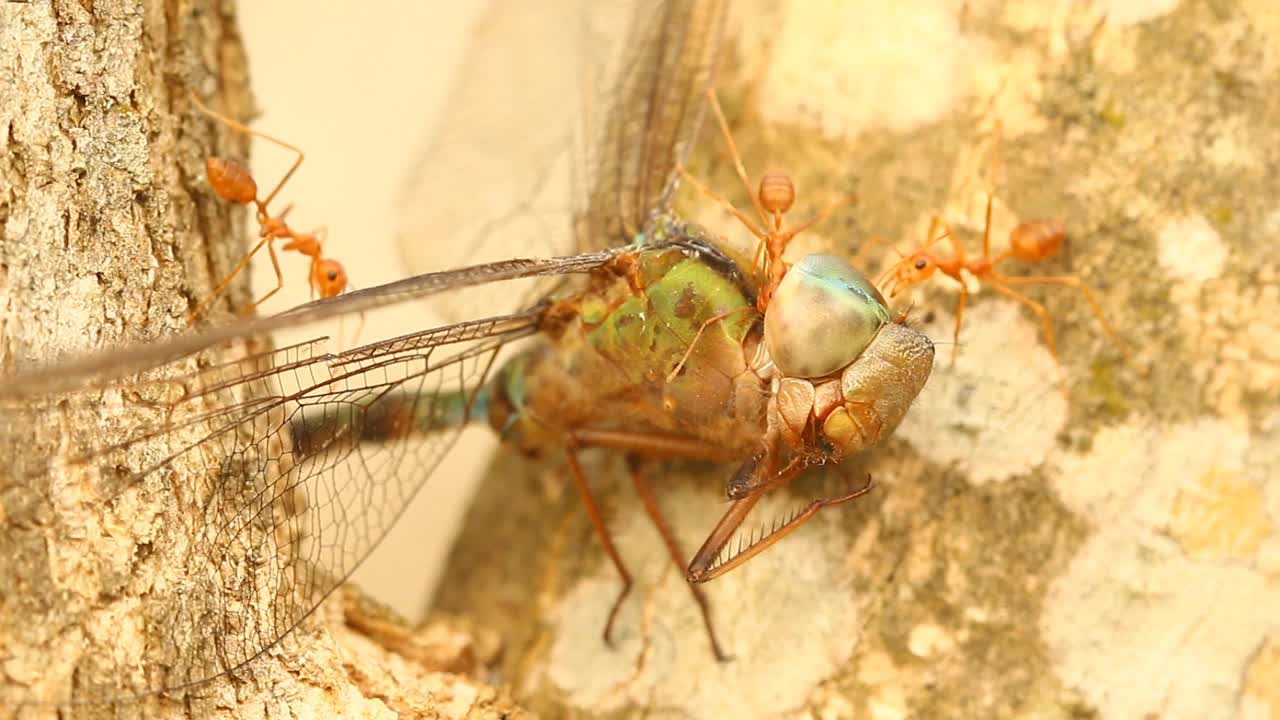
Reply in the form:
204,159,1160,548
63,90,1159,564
627,458,731,662
563,445,632,648
689,455,807,571
688,474,876,583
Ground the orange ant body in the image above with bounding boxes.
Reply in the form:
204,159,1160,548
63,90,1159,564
878,150,1140,384
677,89,855,311
189,92,349,323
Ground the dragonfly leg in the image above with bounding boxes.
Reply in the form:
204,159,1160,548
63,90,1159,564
566,428,739,463
626,457,732,662
665,306,755,383
563,445,632,648
725,454,802,500
687,475,876,584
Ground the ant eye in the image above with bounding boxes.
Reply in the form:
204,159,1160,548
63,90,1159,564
914,259,928,270
327,271,338,280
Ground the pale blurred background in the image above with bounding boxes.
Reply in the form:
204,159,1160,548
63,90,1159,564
237,1,496,620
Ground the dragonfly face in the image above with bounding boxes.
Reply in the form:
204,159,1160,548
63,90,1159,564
763,252,935,457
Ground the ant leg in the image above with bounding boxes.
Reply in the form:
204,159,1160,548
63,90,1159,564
935,216,968,264
951,280,969,367
241,239,286,315
627,458,731,662
851,235,882,268
785,194,858,239
666,306,754,382
188,236,271,324
189,90,304,212
563,446,633,649
984,279,1069,391
980,193,995,260
992,272,1145,373
345,311,368,350
703,88,772,230
677,165,769,263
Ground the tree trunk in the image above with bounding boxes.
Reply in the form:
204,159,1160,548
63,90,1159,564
0,2,518,718
433,2,1280,719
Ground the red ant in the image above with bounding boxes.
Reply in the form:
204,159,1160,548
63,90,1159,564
878,123,1142,385
676,89,856,312
188,91,348,324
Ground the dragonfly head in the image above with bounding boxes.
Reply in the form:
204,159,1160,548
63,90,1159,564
763,253,935,457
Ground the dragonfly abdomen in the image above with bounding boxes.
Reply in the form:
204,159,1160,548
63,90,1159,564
289,385,488,457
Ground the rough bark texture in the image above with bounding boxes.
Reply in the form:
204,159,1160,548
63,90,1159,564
0,1,520,718
433,2,1280,719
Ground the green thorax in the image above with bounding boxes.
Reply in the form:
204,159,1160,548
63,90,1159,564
490,237,767,454
580,244,756,370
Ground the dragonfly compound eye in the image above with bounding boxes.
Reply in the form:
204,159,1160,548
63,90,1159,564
763,253,891,379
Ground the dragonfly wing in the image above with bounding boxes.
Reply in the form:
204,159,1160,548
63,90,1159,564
396,0,728,322
0,248,620,399
578,0,729,250
0,307,541,705
397,0,602,323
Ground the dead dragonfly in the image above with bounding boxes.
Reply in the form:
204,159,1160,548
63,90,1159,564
0,0,931,711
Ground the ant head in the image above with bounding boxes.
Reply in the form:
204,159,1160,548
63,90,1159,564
312,259,348,299
881,250,938,297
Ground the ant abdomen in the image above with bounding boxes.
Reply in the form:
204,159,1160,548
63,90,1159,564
758,171,795,216
1008,219,1065,263
205,157,257,205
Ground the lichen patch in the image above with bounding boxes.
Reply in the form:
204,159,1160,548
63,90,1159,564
897,301,1068,485
760,0,976,137
1156,214,1228,283
1042,418,1280,719
1091,0,1183,26
545,485,862,718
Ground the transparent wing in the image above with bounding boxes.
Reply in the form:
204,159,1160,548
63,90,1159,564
0,0,730,707
0,247,621,399
397,0,727,321
0,247,631,709
577,0,728,250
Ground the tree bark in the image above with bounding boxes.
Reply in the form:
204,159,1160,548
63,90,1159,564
0,2,519,718
434,2,1280,719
